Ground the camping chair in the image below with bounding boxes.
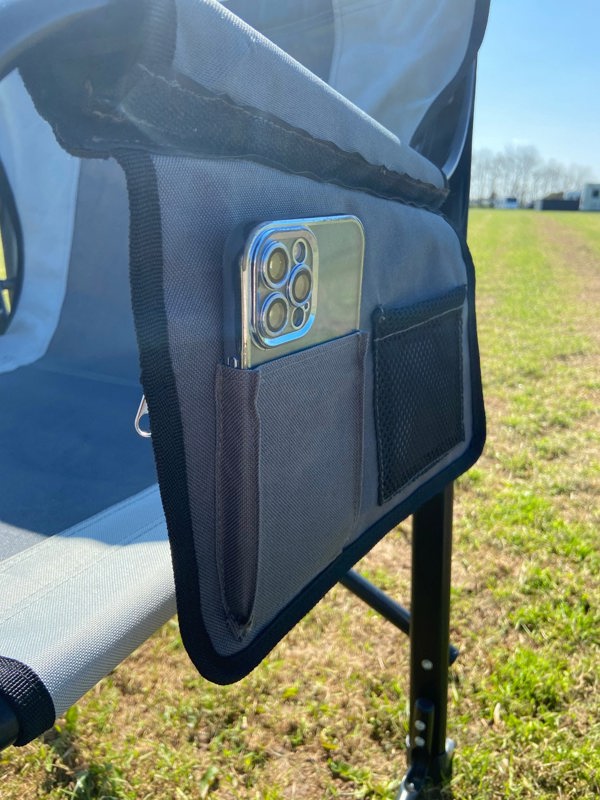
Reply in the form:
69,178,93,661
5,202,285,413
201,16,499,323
0,2,488,795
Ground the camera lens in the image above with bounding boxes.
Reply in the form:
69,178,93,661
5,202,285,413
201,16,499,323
289,265,312,306
292,238,307,264
264,246,289,286
261,294,288,336
291,306,305,329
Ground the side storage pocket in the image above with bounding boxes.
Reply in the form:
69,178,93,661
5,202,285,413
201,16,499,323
216,331,368,639
215,365,261,638
373,286,467,504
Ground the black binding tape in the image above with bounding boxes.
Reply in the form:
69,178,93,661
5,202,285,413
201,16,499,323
0,656,55,746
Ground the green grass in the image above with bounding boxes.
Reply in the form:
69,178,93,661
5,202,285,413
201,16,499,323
0,226,12,314
450,210,599,799
1,210,599,799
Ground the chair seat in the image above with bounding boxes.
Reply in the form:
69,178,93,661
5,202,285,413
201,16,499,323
0,485,175,742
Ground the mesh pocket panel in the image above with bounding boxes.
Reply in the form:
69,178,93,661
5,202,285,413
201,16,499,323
373,286,466,504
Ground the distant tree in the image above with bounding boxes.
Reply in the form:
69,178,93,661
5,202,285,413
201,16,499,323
470,145,593,205
565,164,590,194
471,148,494,201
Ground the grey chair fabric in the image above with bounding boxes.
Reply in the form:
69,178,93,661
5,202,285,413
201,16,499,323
224,0,479,157
0,157,157,548
0,487,174,718
0,0,487,744
171,0,445,191
0,147,167,743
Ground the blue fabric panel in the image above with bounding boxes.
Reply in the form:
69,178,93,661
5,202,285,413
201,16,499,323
45,159,141,381
0,158,156,552
0,364,155,540
0,487,173,726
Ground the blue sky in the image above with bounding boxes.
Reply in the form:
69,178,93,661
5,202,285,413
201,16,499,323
473,0,600,180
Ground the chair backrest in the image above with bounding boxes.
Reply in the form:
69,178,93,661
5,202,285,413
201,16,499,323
0,70,140,381
43,157,140,384
0,75,156,541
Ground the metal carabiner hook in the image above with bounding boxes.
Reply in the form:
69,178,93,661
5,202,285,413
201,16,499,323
134,395,152,438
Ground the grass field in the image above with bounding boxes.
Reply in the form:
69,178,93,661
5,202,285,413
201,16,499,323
0,225,11,316
1,210,599,799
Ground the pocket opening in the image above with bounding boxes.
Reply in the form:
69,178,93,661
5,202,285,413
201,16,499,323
215,331,367,639
373,286,466,504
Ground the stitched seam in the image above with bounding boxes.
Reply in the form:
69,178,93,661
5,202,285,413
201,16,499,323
119,64,446,210
373,303,464,343
0,487,161,573
0,520,167,624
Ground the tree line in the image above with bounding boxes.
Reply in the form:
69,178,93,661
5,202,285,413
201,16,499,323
470,145,593,206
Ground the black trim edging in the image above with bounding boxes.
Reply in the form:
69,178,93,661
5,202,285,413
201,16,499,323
0,657,55,747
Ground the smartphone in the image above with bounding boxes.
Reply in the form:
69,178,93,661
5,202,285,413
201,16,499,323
223,215,365,368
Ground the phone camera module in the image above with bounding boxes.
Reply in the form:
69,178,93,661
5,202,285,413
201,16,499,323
260,293,289,336
289,265,312,306
263,245,289,287
251,226,319,351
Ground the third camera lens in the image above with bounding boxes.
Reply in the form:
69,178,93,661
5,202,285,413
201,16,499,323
289,265,312,306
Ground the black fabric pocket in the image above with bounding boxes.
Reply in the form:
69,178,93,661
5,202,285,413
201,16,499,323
215,365,261,637
215,331,368,639
372,286,467,504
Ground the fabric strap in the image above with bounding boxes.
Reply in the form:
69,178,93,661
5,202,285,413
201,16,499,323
0,656,55,746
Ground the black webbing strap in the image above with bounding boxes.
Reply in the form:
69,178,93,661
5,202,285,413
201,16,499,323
0,656,55,746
